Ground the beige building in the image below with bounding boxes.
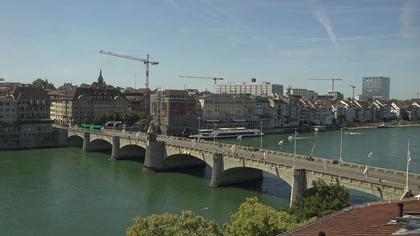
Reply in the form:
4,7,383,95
198,94,258,128
50,87,129,125
50,71,129,125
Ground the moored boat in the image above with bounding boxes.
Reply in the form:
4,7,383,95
189,127,263,139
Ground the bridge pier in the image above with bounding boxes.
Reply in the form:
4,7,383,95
290,168,307,207
143,136,166,172
111,136,120,160
210,153,223,187
82,132,90,152
210,153,263,187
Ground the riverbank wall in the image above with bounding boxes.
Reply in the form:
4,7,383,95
0,127,68,151
345,122,420,130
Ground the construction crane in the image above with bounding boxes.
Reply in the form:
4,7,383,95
179,75,224,92
349,84,356,99
98,50,159,89
306,78,343,93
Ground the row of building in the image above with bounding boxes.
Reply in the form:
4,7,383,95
0,87,53,148
0,71,414,138
149,90,420,135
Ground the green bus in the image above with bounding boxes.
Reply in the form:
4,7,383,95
81,124,103,131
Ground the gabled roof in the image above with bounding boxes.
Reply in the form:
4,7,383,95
12,87,50,100
281,198,420,236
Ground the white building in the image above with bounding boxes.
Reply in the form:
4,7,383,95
286,88,318,100
215,79,283,97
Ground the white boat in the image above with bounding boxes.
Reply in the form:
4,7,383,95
313,126,327,132
189,127,263,139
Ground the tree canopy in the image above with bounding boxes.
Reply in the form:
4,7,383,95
224,197,301,236
126,180,350,236
126,211,223,236
32,78,45,88
289,179,350,221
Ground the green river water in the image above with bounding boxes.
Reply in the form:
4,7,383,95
0,126,419,235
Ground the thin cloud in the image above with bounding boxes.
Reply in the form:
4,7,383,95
165,0,182,10
194,0,288,56
308,0,338,48
401,0,418,38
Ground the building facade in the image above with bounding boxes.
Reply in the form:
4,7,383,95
50,71,129,125
0,96,17,123
0,86,54,149
150,89,197,135
286,88,318,100
124,88,151,115
197,94,258,129
362,76,390,101
50,87,129,125
215,79,283,97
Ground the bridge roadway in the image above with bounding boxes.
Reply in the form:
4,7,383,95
64,127,420,205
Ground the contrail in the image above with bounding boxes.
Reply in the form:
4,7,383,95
308,0,337,48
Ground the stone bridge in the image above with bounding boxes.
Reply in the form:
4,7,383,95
65,128,420,206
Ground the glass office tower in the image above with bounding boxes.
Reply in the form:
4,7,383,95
362,76,390,100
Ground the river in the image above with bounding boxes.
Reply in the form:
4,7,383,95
0,127,419,235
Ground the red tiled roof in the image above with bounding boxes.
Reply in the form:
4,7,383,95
281,199,420,236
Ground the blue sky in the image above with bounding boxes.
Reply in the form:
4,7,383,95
0,0,419,99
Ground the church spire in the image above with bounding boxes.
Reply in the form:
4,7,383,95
97,69,104,89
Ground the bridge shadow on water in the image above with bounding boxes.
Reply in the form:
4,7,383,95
166,166,379,205
173,165,212,179
169,166,292,200
232,174,292,200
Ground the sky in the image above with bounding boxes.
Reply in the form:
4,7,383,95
0,0,419,99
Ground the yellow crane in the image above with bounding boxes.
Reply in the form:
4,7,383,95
98,50,159,89
179,75,224,92
306,78,343,93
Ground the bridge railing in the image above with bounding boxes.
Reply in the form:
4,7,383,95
340,161,420,179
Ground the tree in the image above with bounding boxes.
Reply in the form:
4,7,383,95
289,179,350,221
224,197,301,236
32,78,45,88
124,87,136,93
126,211,223,236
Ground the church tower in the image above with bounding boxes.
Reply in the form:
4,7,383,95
97,69,105,89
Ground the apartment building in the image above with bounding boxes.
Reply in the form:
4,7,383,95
150,89,197,135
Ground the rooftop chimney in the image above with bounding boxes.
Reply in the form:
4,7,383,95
398,203,404,217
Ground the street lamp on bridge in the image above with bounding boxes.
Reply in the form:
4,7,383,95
339,128,343,163
405,139,412,193
293,128,297,168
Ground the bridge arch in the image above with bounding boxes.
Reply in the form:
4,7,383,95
217,166,264,187
88,138,112,152
119,144,146,160
164,153,207,170
68,135,83,147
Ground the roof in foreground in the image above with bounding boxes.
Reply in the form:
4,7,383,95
281,198,420,236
